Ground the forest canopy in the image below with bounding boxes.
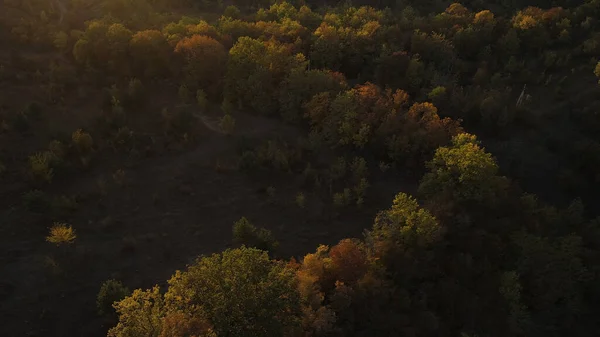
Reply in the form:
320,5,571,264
1,0,600,336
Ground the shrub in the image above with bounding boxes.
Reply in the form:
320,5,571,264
595,61,600,82
266,186,276,200
219,114,235,135
48,140,66,160
52,195,78,215
72,129,93,153
46,223,76,246
23,190,50,213
223,5,241,19
196,89,207,111
333,188,352,207
221,99,234,114
97,279,131,316
296,192,306,208
29,152,54,182
232,217,279,253
113,169,126,186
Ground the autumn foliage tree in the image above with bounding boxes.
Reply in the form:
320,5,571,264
174,35,227,98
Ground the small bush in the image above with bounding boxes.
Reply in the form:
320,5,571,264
48,140,66,160
97,279,130,316
46,223,76,246
232,217,279,253
221,99,234,114
296,192,306,208
219,114,235,135
23,190,50,213
112,127,134,150
29,152,54,182
223,5,241,19
72,129,93,153
113,169,126,186
266,186,276,200
196,89,207,111
333,188,353,207
52,195,78,215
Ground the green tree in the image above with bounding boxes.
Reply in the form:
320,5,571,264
225,37,307,115
97,280,131,316
165,247,302,336
232,217,279,253
174,35,227,97
108,286,166,337
419,133,508,205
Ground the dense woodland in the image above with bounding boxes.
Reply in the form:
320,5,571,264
1,0,600,336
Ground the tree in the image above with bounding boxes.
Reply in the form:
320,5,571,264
225,37,307,115
174,35,227,97
232,217,279,253
165,247,302,336
129,30,171,78
366,193,443,267
595,61,600,83
278,68,347,123
97,280,131,316
108,287,166,337
418,133,508,206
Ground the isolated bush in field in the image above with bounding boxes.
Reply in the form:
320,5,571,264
46,223,76,246
232,217,279,253
219,114,235,135
112,127,134,150
266,186,276,200
48,140,66,160
23,190,50,213
196,89,207,111
333,188,352,207
97,279,131,316
296,192,306,208
113,169,126,186
29,152,54,182
379,161,391,173
72,129,93,153
52,195,78,215
221,99,234,114
595,61,600,82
